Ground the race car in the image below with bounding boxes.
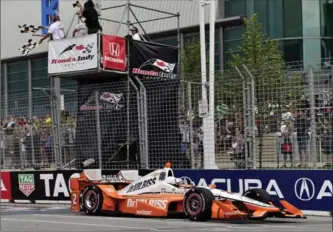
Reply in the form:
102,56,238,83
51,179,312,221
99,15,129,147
69,162,306,221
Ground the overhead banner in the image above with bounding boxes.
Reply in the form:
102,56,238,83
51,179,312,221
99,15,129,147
102,35,126,71
129,40,178,80
48,34,98,74
174,170,333,212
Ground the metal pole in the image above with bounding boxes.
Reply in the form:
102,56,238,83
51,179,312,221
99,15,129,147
235,66,249,169
309,67,317,169
28,59,32,119
95,91,102,169
199,1,209,169
126,0,131,169
4,63,8,118
206,0,217,168
187,82,195,168
242,65,256,169
54,77,62,168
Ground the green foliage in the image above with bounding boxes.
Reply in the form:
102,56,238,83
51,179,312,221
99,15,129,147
180,38,203,82
228,14,303,120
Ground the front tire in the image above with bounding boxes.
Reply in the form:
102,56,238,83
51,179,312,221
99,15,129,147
183,187,214,221
81,185,103,215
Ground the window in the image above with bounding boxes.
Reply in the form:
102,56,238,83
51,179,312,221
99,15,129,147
282,39,303,63
154,36,178,47
254,0,268,35
225,0,246,18
61,79,78,115
267,0,283,39
321,0,332,37
283,0,302,37
32,58,49,117
224,26,244,67
184,30,221,71
7,61,29,116
321,38,332,59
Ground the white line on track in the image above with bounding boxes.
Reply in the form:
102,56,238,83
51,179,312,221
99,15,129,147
1,218,162,231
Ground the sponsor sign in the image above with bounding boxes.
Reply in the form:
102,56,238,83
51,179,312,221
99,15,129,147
175,170,333,211
1,172,12,200
126,177,157,193
48,34,98,74
129,40,178,80
10,170,147,201
102,35,126,71
18,174,35,197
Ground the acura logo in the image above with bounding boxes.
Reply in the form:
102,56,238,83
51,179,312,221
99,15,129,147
294,178,315,201
109,42,120,57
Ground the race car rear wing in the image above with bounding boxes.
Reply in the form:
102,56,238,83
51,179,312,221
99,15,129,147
82,169,140,182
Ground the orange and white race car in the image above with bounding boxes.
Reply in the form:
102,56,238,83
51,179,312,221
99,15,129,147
69,162,306,221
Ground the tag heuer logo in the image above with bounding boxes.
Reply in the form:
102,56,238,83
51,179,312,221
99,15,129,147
18,174,35,197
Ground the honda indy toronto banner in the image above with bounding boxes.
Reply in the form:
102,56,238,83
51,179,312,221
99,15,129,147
128,39,183,168
129,39,178,80
48,34,98,74
175,170,333,212
102,35,126,71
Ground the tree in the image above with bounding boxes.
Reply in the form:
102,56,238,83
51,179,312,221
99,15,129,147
228,14,303,167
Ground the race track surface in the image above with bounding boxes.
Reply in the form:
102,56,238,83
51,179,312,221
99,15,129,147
1,204,332,232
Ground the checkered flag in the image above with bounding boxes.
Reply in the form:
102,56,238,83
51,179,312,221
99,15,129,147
83,43,95,54
152,59,176,73
18,24,44,34
19,39,39,56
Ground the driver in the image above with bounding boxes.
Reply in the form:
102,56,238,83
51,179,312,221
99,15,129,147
166,176,193,188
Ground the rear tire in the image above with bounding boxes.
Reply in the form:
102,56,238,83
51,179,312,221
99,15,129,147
183,187,214,221
81,185,103,215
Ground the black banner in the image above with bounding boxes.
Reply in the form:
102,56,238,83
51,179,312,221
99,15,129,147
129,40,187,168
129,39,179,80
10,170,152,201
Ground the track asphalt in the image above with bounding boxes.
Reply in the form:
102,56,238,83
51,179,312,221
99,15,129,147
0,204,332,232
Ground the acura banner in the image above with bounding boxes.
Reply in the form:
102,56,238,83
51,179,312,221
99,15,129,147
174,170,333,212
48,34,98,74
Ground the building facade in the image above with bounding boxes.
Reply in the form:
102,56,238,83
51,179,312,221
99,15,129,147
0,0,332,118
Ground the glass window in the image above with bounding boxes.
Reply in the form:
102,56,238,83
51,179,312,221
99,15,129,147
321,0,332,37
254,0,268,35
284,0,302,37
225,0,246,18
267,0,283,39
282,39,303,63
321,39,332,59
224,26,243,67
61,79,78,116
31,58,49,117
154,36,178,46
7,60,29,116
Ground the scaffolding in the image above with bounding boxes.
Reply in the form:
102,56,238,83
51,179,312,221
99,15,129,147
48,0,181,170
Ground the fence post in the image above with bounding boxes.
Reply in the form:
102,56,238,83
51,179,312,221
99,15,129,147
187,82,195,168
95,91,102,169
309,66,317,169
243,65,257,169
235,66,249,169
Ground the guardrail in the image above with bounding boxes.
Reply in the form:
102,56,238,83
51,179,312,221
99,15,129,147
1,169,332,215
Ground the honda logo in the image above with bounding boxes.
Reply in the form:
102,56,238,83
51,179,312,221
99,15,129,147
109,43,120,57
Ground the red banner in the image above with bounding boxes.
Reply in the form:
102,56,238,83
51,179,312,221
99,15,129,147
1,172,12,200
102,35,126,71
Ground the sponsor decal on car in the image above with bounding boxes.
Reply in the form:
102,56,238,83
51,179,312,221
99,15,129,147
127,199,168,210
126,177,157,193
